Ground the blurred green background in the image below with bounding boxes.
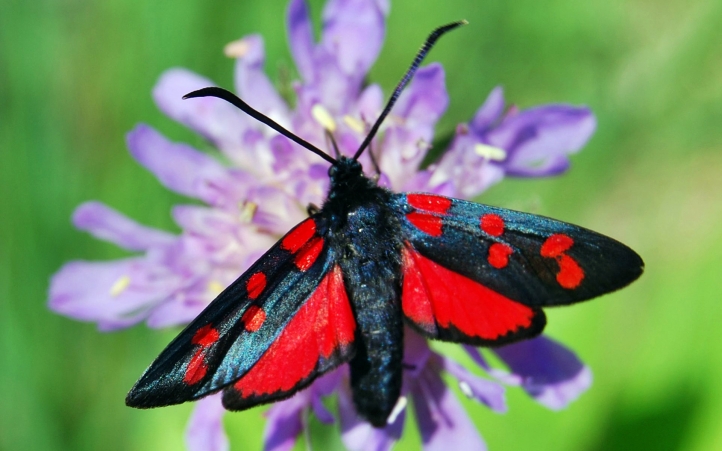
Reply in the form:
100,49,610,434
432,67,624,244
1,0,721,449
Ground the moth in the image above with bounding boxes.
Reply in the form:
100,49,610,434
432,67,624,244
126,21,643,427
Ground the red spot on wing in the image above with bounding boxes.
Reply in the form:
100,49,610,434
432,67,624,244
183,350,207,385
282,218,317,253
480,214,504,237
540,234,574,257
488,243,513,269
402,246,534,340
294,237,324,271
540,234,585,289
184,324,220,385
242,305,266,332
192,324,220,346
407,194,452,214
233,266,354,397
406,212,443,237
557,254,584,289
246,272,267,299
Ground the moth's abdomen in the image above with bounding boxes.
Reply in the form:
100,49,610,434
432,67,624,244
344,258,403,427
333,193,404,427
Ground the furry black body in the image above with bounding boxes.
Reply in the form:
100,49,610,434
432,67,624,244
323,157,404,426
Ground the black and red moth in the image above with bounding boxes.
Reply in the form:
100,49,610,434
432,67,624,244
126,21,643,427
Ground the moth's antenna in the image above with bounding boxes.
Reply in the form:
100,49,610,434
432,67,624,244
183,87,337,165
352,20,467,161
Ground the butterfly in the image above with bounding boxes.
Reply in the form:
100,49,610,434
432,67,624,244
126,21,643,427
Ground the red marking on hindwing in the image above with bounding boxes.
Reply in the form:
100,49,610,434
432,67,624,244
540,234,585,289
480,214,504,237
192,324,219,346
233,266,354,397
488,243,513,269
242,305,266,332
540,234,574,257
401,246,535,340
406,212,443,237
294,237,324,271
282,218,317,253
246,272,267,299
407,193,452,214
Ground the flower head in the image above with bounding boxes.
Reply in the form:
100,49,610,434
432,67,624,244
49,0,596,449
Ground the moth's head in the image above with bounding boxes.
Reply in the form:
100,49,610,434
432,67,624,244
328,156,363,181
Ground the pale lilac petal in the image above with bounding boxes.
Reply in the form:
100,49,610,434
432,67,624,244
412,363,486,451
339,384,403,451
425,132,506,198
356,84,383,124
48,258,180,330
287,0,315,82
487,105,596,175
494,336,592,410
72,201,174,251
470,86,505,133
233,35,289,117
442,358,507,413
505,154,570,177
264,395,307,451
247,186,306,235
127,125,242,205
153,68,247,150
186,394,229,451
321,0,386,77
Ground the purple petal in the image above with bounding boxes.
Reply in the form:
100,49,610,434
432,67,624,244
233,35,289,118
264,395,307,451
470,86,505,133
411,364,486,451
425,132,506,198
321,0,387,77
441,357,507,413
48,258,179,330
152,68,247,150
185,394,229,451
339,383,403,451
494,336,592,410
72,201,174,251
309,370,343,424
127,125,242,206
487,105,596,176
287,0,315,82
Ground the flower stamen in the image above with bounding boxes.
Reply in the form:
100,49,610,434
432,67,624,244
238,201,258,223
109,275,131,297
224,39,251,58
311,104,337,132
474,143,507,161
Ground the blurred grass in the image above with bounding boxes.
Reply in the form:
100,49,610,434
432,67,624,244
1,0,721,450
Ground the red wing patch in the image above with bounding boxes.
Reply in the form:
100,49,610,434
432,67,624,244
223,265,355,407
541,234,585,289
401,246,541,343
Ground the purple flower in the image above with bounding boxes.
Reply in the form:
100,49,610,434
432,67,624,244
49,0,597,449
